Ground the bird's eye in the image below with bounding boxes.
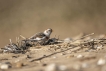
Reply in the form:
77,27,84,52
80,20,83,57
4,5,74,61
47,31,49,33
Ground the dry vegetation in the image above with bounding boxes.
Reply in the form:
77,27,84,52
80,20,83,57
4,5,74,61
0,33,106,71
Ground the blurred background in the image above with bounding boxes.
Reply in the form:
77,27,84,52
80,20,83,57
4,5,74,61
0,0,106,47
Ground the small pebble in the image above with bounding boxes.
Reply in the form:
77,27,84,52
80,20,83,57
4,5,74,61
82,63,89,68
12,56,18,58
26,55,31,59
45,63,68,71
60,53,64,55
58,65,67,71
96,45,103,51
0,64,11,69
97,58,106,65
73,64,81,70
67,55,74,58
64,38,72,43
60,53,66,55
35,61,41,64
15,59,20,63
16,62,24,68
77,55,83,58
45,63,57,71
53,56,57,59
42,63,47,66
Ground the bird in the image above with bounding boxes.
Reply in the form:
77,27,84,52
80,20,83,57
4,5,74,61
29,28,53,45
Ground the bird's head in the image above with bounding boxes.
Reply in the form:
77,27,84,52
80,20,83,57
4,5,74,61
44,28,53,36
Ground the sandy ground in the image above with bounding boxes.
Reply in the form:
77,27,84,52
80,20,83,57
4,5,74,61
0,34,106,71
0,0,106,48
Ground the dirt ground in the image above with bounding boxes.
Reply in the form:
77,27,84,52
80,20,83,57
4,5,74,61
0,34,106,71
0,0,106,48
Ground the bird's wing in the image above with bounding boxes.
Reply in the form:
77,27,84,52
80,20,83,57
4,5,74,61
29,32,46,39
36,32,46,38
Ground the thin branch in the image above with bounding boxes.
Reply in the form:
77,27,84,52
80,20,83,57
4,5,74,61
72,33,94,42
9,39,12,44
20,35,26,39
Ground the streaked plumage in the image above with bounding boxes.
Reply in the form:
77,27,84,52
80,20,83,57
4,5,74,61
29,28,53,44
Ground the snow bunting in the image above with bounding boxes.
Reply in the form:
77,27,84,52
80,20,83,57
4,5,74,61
29,28,53,44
